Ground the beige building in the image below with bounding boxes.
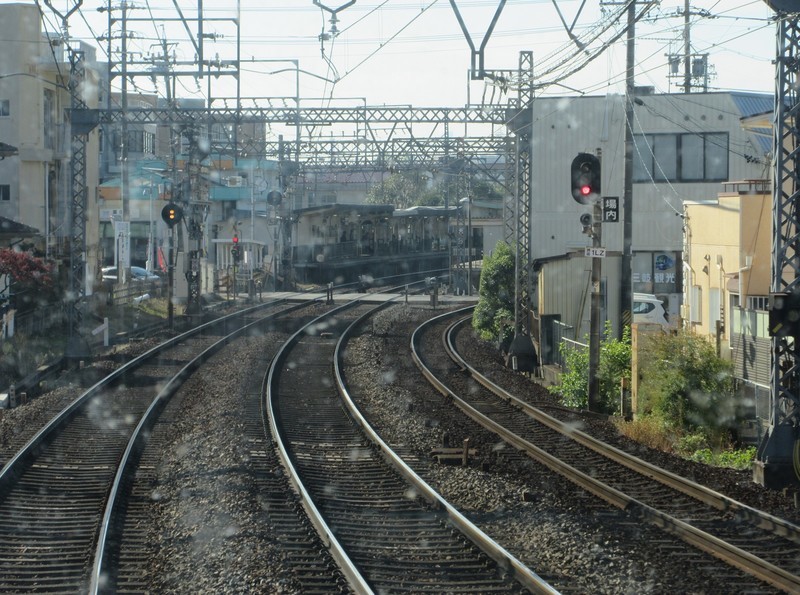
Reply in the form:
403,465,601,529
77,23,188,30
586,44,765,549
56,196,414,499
0,3,101,284
684,181,771,340
683,180,772,416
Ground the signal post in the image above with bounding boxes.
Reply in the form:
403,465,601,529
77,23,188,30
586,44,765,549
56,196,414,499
572,153,603,412
231,234,241,301
161,203,183,331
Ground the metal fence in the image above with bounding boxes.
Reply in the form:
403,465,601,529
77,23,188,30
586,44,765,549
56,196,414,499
551,320,586,369
107,280,165,305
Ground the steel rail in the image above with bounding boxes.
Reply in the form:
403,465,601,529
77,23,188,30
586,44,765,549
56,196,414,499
265,299,376,595
334,304,559,595
446,315,800,546
0,297,295,490
89,300,312,594
261,279,430,594
409,307,800,594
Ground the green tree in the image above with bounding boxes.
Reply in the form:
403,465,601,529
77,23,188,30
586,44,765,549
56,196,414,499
366,171,437,209
367,169,505,209
472,241,515,343
638,331,737,434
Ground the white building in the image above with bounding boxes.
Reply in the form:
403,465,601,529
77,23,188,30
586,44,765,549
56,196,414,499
530,90,771,356
0,3,101,277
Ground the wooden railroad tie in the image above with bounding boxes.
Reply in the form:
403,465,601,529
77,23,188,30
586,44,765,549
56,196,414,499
430,438,476,466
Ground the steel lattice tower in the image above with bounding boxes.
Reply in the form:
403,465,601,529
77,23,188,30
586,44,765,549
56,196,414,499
66,49,93,356
512,51,533,335
757,9,800,488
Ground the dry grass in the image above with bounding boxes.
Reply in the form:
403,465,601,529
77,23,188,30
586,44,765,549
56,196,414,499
612,415,677,453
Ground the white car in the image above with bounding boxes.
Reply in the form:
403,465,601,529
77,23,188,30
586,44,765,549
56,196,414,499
102,266,160,282
633,293,671,328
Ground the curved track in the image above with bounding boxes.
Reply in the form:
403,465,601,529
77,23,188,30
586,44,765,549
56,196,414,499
411,308,800,594
0,299,302,593
267,301,557,594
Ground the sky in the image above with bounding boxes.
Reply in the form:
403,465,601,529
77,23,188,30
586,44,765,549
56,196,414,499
20,1,776,106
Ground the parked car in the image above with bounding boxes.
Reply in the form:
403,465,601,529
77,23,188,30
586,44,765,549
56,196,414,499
101,266,160,282
633,292,671,328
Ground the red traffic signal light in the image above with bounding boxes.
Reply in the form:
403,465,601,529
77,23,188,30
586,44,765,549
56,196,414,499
571,153,601,205
232,234,239,244
161,203,183,228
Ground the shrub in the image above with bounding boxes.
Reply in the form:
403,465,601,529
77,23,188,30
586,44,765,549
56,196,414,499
613,415,677,453
549,322,631,414
637,331,739,435
549,339,589,409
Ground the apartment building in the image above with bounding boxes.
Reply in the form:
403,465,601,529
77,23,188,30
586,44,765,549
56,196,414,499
0,3,101,279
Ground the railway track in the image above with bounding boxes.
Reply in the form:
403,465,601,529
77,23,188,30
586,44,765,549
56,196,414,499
411,308,800,594
0,298,308,593
267,300,557,594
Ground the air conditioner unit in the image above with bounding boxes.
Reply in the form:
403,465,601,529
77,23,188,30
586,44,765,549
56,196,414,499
227,176,244,187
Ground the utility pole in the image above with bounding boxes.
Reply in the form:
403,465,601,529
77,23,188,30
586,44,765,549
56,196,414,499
683,0,691,94
120,0,130,286
621,1,635,336
588,199,603,411
666,1,713,93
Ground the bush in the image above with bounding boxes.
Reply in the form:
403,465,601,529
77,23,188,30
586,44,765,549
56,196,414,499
548,322,631,414
638,331,739,436
549,340,589,409
613,416,677,452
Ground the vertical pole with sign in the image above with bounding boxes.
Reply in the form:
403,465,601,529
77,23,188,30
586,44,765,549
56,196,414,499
161,203,182,330
588,201,602,412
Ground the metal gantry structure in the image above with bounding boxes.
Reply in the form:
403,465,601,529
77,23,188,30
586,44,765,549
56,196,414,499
758,1,800,488
53,2,539,373
449,0,537,368
57,39,525,350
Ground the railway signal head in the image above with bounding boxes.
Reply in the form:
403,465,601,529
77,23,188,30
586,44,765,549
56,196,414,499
571,153,601,205
161,203,183,228
231,236,241,262
267,190,283,206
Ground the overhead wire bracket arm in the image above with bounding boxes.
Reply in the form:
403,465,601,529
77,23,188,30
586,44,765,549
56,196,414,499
550,0,588,51
313,0,357,37
42,0,82,37
448,0,507,80
170,0,202,64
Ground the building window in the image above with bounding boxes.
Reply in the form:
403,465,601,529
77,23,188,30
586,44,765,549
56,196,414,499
746,296,769,311
633,132,729,183
116,130,156,155
0,185,10,201
0,99,9,117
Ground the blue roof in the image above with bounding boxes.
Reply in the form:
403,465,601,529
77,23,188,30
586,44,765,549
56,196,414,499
730,92,773,156
730,92,773,119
